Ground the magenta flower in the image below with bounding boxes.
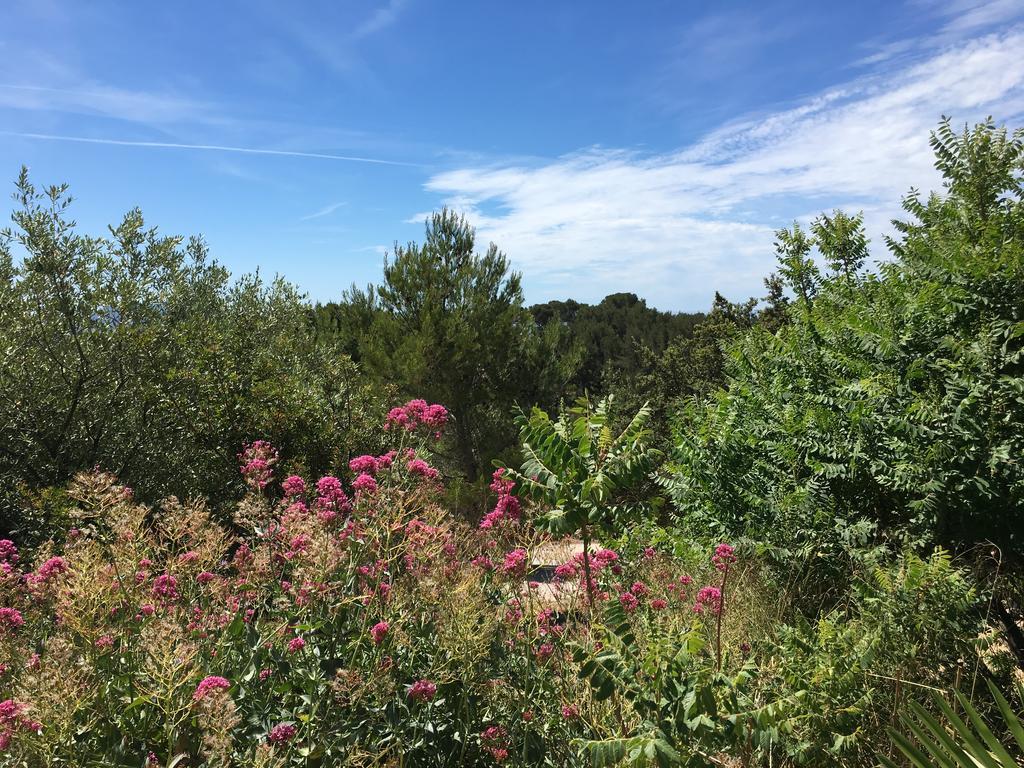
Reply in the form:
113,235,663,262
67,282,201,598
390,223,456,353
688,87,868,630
502,548,528,578
152,573,179,602
268,722,297,744
693,586,723,615
281,475,306,498
711,543,737,572
407,679,437,702
370,621,389,645
193,676,231,701
348,455,379,475
352,473,378,496
287,636,305,654
0,608,23,632
619,592,639,613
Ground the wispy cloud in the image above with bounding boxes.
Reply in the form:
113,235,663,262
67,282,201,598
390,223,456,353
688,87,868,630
352,0,410,40
1,131,421,167
0,82,217,125
301,201,348,220
421,28,1024,310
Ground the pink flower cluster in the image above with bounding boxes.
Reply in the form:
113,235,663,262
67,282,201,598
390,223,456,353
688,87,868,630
712,543,737,572
480,725,510,762
351,473,378,496
502,548,528,578
348,451,396,476
479,469,522,530
693,586,723,615
281,475,306,498
314,476,351,523
268,722,297,744
193,676,231,701
0,608,24,633
0,699,39,752
406,457,439,481
407,679,437,703
238,440,278,491
370,621,389,645
385,399,449,437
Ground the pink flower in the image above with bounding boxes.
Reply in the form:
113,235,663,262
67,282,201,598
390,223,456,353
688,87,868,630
407,679,437,702
406,458,439,480
0,541,18,564
268,722,297,744
33,556,68,583
139,604,156,617
561,704,579,720
619,592,639,613
193,676,231,701
259,668,273,682
650,598,668,611
352,473,378,496
95,635,114,650
197,571,215,584
502,548,528,578
642,547,656,560
0,608,24,632
287,637,305,654
385,400,449,436
152,574,179,602
370,621,389,645
281,475,306,498
481,725,510,761
239,440,278,490
535,643,554,663
712,543,737,572
348,455,379,475
694,586,723,615
630,581,648,597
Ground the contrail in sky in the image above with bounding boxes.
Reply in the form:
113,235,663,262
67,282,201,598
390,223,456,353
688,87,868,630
1,131,420,167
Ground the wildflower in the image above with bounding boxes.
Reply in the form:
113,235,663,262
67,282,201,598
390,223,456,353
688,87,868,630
268,722,297,744
619,592,639,613
239,440,278,490
535,643,554,663
0,608,23,632
197,571,215,584
139,604,156,617
406,458,439,480
386,400,448,436
407,679,437,702
281,475,306,497
95,635,114,650
630,581,648,597
650,598,668,611
259,668,273,682
470,555,495,571
152,573,179,602
348,455,378,475
0,541,18,564
481,725,510,762
561,704,579,720
553,562,577,580
693,586,723,616
352,473,378,496
370,621,389,645
287,637,305,654
193,676,231,701
643,546,656,560
375,450,396,470
502,548,528,578
522,709,534,721
33,556,68,583
711,543,737,572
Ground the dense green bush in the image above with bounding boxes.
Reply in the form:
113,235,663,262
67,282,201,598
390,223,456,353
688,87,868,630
663,119,1024,559
0,170,386,544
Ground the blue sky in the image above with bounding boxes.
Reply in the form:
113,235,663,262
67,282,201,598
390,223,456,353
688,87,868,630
2,0,1023,311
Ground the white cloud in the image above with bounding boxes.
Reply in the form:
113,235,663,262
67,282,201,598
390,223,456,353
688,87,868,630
301,201,348,221
0,82,216,125
421,29,1024,310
